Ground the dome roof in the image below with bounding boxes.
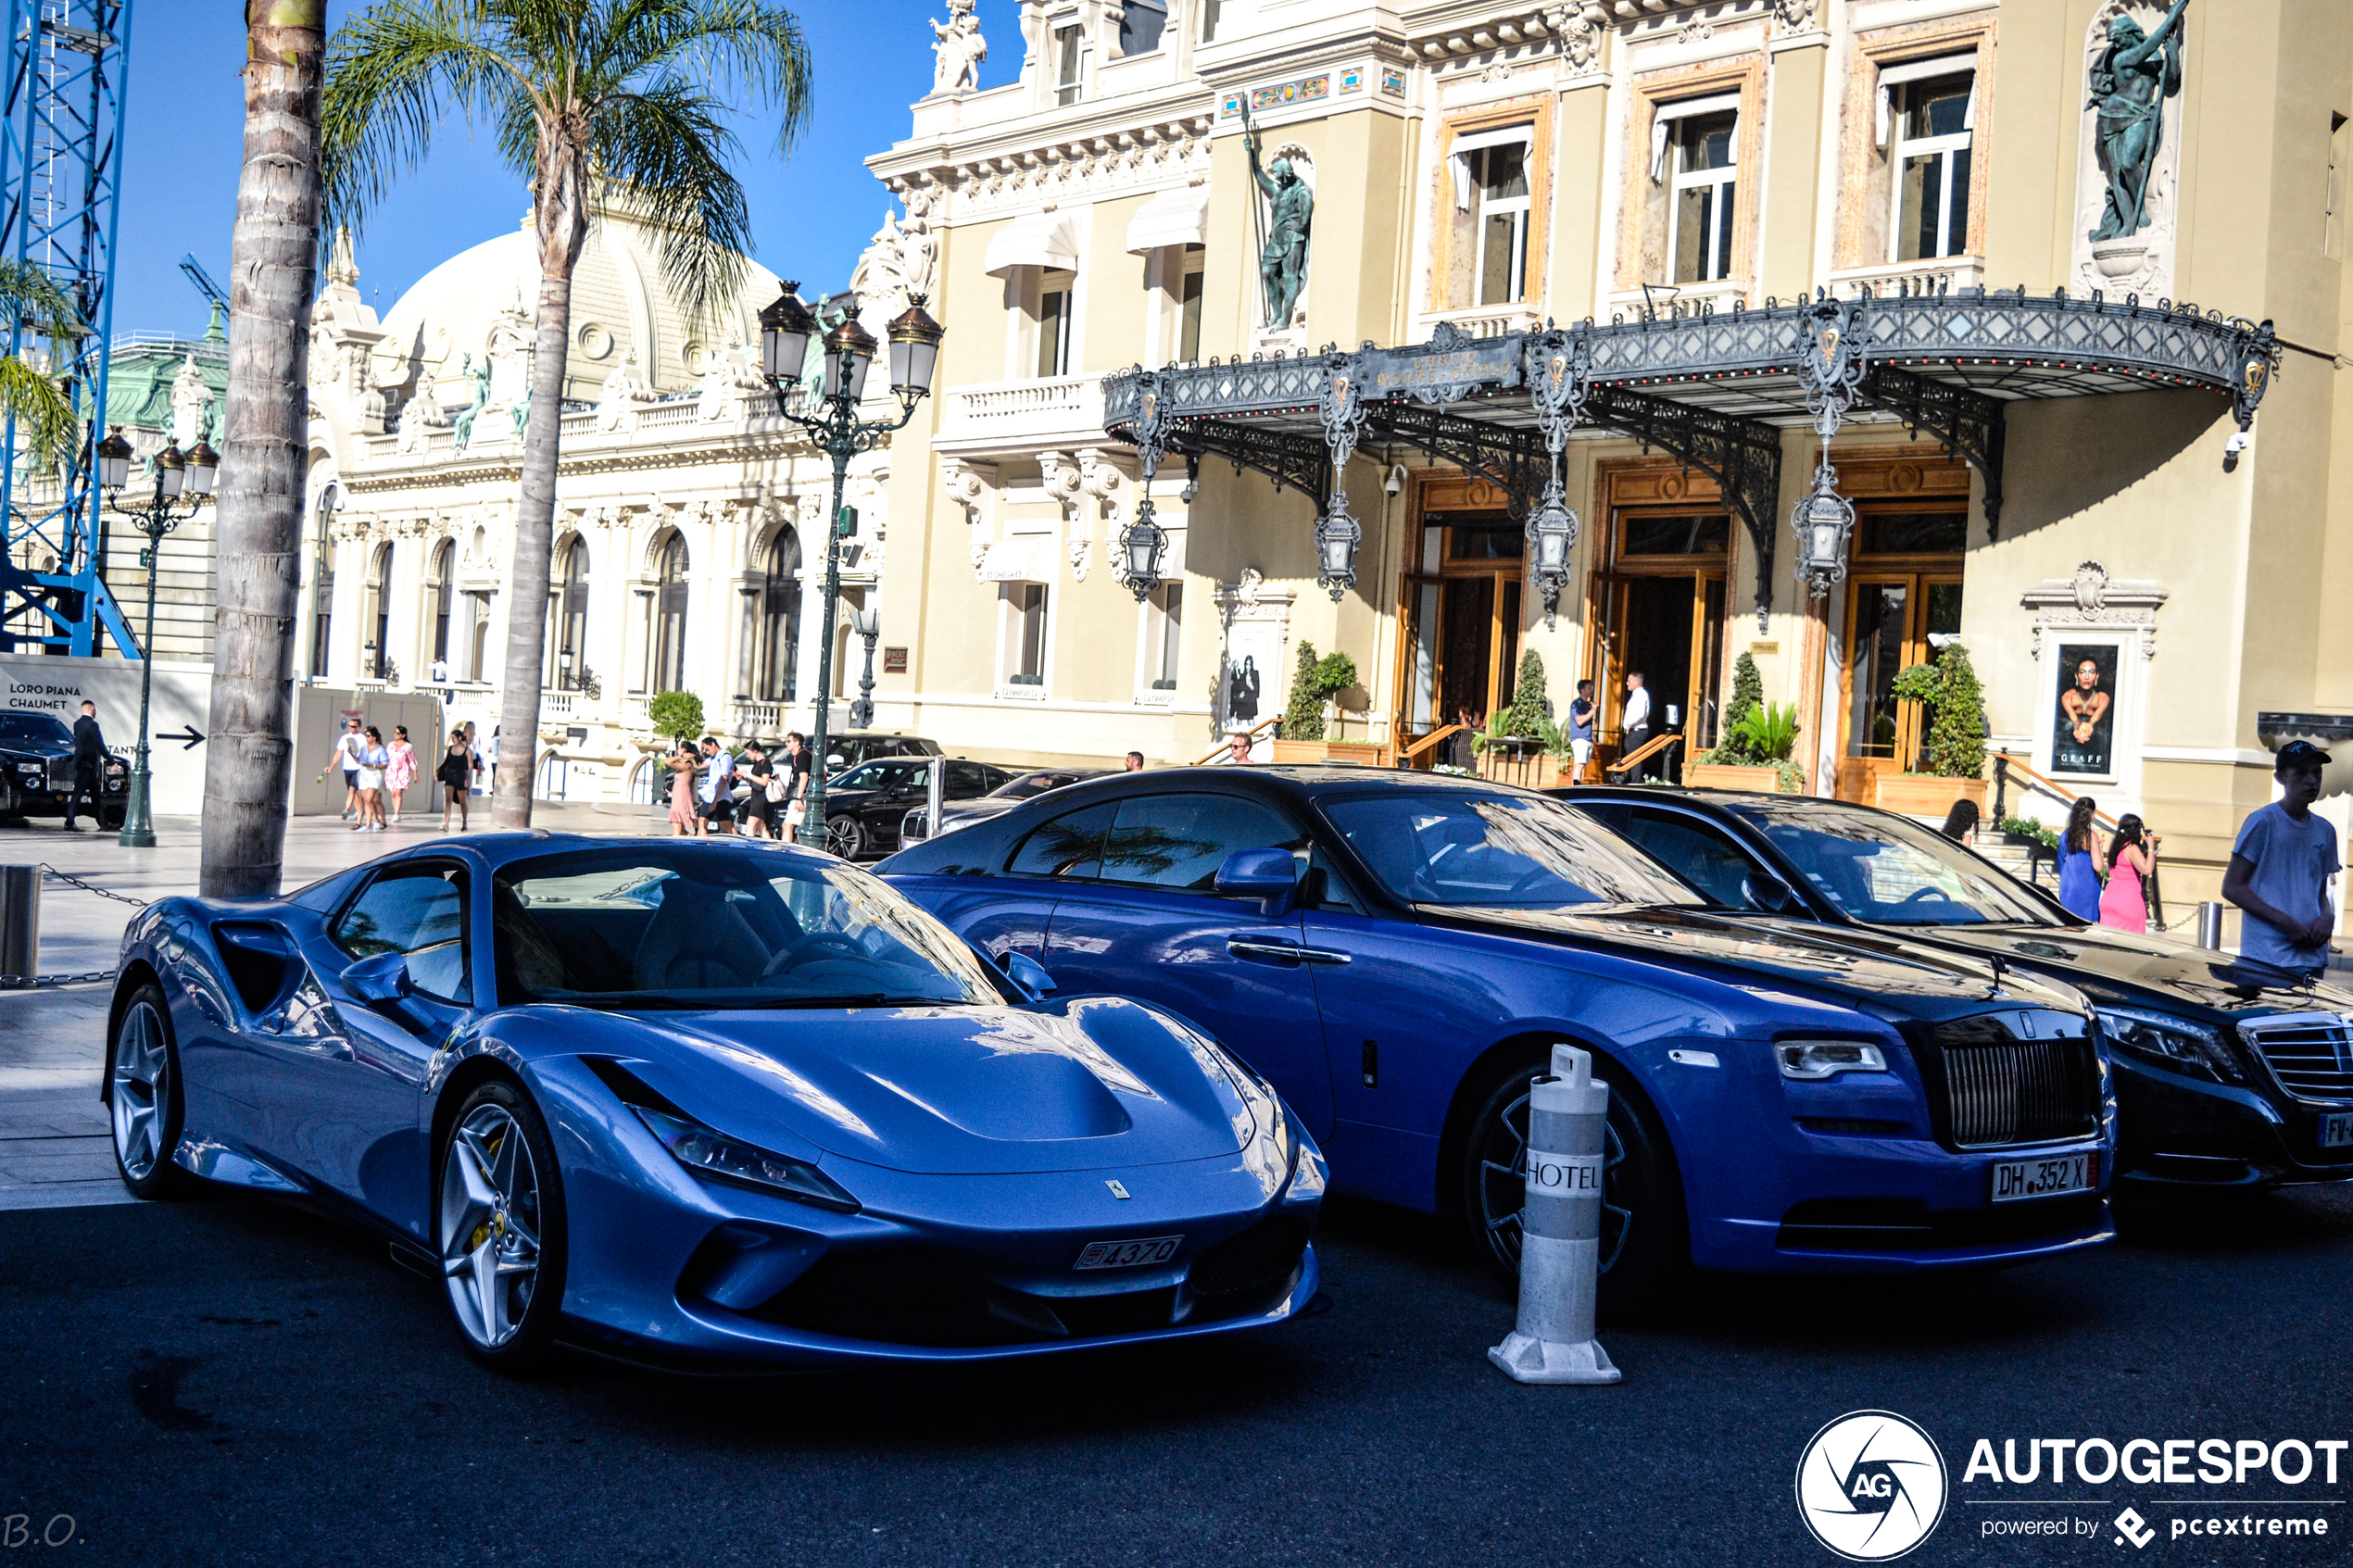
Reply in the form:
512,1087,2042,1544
373,207,783,402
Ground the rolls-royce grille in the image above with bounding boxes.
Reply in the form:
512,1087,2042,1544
2241,1015,2353,1103
1918,1015,2100,1149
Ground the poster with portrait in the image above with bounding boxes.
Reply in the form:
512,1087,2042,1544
2052,643,2119,776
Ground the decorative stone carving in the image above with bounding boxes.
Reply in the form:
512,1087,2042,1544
940,456,990,527
1076,448,1125,523
168,355,211,447
596,346,654,433
395,388,447,455
1067,535,1091,582
928,0,986,94
2021,558,2170,658
1771,0,1818,31
2072,1,2188,299
1544,4,1604,73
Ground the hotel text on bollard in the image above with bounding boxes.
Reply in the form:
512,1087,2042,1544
1488,1043,1621,1386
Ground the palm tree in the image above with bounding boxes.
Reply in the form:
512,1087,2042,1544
0,259,82,472
202,0,326,899
322,0,812,829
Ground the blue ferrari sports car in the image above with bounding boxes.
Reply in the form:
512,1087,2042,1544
881,768,2118,1313
102,834,1326,1374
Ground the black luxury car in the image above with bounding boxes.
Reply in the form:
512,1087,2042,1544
1555,786,2353,1189
899,766,1118,844
819,755,1013,859
817,733,941,771
0,710,128,829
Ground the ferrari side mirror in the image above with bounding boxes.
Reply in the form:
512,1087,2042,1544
342,950,414,1006
995,948,1058,999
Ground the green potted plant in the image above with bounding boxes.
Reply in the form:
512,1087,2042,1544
1879,643,1990,817
1271,644,1382,764
646,689,706,747
1688,698,1804,792
1473,650,1557,784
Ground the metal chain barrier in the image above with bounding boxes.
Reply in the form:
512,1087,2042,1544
0,863,148,989
38,863,150,908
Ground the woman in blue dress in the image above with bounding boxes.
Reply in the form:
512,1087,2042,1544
2057,796,2103,922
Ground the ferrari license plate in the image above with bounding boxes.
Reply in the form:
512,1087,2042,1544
1990,1153,2092,1203
1075,1236,1182,1271
2320,1112,2353,1149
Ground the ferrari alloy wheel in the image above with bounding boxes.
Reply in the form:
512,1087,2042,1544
109,986,190,1199
436,1080,566,1373
826,814,866,859
1459,1053,1689,1320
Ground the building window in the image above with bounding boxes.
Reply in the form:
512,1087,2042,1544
427,541,453,671
1053,25,1082,106
1146,582,1181,689
1199,0,1220,43
1471,144,1530,304
360,543,394,679
1891,73,1973,261
1118,0,1165,55
759,528,801,702
1036,269,1074,377
1005,583,1049,685
1177,245,1204,361
649,533,689,694
550,537,588,690
1668,111,1737,284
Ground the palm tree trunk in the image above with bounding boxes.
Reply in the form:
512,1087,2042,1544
201,0,324,897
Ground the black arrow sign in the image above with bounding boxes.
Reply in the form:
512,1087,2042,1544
157,724,205,750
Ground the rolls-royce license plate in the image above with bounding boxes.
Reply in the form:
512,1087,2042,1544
1075,1236,1182,1270
1990,1153,2092,1202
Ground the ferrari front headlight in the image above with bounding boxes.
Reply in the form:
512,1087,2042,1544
634,1105,861,1212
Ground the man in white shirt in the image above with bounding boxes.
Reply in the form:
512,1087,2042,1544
2223,740,2341,978
1621,671,1654,781
698,736,737,837
321,716,365,819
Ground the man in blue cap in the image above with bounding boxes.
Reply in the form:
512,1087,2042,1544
2223,740,2340,979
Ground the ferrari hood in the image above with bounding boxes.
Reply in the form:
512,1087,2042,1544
635,996,1253,1176
1422,904,2087,1022
1910,923,2352,1020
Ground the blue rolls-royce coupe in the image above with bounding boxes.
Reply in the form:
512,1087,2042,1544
880,768,2117,1312
104,835,1326,1374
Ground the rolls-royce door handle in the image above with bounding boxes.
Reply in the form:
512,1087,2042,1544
1226,936,1352,966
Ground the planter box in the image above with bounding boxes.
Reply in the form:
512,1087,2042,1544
1871,772,1989,818
1684,762,1782,793
1476,745,1556,788
1269,738,1390,767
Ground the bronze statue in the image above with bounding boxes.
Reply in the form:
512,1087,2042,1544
2088,0,2188,243
1244,117,1313,329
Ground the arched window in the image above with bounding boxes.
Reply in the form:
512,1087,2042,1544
361,543,395,679
626,756,660,805
549,537,590,690
427,541,454,678
759,528,800,701
649,533,689,694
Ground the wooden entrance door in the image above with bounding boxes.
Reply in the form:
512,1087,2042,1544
1837,571,1964,801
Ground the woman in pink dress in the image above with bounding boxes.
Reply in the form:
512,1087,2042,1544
666,744,698,835
384,725,418,825
2097,813,2158,933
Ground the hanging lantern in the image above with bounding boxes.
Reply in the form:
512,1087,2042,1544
1791,475,1856,599
1314,495,1361,601
1119,496,1168,600
1523,479,1579,628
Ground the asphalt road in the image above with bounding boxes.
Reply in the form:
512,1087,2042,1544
7,1185,2353,1567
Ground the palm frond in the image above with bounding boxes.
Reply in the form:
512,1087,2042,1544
0,354,77,473
596,0,812,153
321,0,535,239
0,260,84,341
590,77,751,328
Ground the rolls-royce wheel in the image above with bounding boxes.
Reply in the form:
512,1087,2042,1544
1458,1050,1689,1321
436,1078,568,1374
109,985,194,1199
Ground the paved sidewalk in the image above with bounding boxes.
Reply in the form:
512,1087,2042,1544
0,801,671,1211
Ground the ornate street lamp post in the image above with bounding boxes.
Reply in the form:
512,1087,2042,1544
848,604,882,733
757,283,943,851
95,426,216,847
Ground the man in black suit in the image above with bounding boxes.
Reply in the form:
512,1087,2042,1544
65,699,105,831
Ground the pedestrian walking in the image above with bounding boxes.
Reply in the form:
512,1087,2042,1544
780,732,812,840
1446,705,1479,771
1939,798,1981,845
354,726,390,832
1125,750,1145,772
2222,740,2341,978
739,740,778,839
484,726,501,796
321,715,366,820
698,736,736,837
2098,813,2157,933
666,743,699,836
62,698,107,832
1567,679,1597,784
2057,797,2104,922
384,725,418,825
437,728,476,832
1621,671,1653,781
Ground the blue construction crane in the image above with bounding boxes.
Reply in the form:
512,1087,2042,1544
178,251,225,313
0,0,136,658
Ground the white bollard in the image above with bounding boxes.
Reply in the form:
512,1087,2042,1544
1488,1042,1622,1386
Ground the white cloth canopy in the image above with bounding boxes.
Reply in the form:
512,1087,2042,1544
1649,92,1741,182
1448,125,1534,212
1126,186,1210,254
984,211,1080,279
980,538,1051,583
1876,56,1977,148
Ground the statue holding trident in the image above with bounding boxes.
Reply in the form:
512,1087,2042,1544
2087,0,2188,242
1243,106,1314,330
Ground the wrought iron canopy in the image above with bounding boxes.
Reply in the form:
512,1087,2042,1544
1101,289,2279,620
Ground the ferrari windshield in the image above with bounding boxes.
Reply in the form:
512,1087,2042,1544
492,845,1001,1008
1320,791,1704,910
1721,800,2057,926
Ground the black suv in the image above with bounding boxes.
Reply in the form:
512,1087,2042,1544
0,711,128,829
1556,786,2353,1190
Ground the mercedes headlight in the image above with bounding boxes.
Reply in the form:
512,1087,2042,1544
1776,1038,1890,1081
633,1105,861,1211
2096,1006,2243,1085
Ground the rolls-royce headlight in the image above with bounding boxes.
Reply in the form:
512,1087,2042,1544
1776,1038,1890,1081
2097,1006,2242,1085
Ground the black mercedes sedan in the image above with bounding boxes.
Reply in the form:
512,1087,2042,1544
900,766,1117,844
0,710,127,829
819,755,1012,859
1555,786,2353,1190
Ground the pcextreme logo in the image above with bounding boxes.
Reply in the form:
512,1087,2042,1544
1795,1410,1951,1562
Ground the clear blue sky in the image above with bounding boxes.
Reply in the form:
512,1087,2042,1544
109,2,1022,340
